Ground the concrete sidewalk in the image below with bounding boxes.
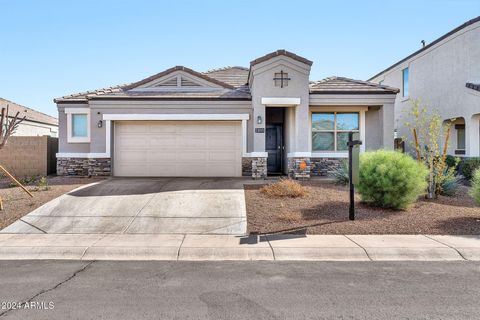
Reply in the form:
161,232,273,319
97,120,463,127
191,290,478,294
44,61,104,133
0,234,479,261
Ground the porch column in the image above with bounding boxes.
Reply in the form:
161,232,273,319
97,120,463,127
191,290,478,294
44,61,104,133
380,103,395,150
294,103,310,153
465,114,480,157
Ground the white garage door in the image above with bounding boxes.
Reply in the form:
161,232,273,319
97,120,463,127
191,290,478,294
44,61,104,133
114,121,243,177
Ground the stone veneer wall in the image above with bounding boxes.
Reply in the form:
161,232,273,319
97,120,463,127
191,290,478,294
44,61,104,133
242,158,253,177
310,158,344,177
287,157,311,179
252,157,267,179
57,158,111,176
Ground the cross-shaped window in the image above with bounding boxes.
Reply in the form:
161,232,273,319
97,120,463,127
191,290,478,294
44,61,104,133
273,70,290,88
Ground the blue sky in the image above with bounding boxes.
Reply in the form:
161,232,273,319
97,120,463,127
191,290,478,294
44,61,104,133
1,0,479,117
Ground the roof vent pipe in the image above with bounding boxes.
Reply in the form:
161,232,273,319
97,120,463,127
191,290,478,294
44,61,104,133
421,40,426,48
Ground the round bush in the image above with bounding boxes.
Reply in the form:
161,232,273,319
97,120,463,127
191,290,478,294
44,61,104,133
469,168,480,206
357,150,428,210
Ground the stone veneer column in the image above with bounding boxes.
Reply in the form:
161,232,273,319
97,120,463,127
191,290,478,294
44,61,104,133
251,157,267,179
57,158,111,177
287,157,311,179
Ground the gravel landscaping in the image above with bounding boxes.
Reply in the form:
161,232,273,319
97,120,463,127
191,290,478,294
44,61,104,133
245,181,480,235
0,176,104,230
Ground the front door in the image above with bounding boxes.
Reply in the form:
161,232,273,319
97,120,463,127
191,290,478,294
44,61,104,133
266,124,283,174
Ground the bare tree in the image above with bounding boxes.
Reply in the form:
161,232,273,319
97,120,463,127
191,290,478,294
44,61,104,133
0,105,26,148
0,105,32,210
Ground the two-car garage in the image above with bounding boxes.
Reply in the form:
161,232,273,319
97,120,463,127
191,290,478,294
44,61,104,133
113,120,243,177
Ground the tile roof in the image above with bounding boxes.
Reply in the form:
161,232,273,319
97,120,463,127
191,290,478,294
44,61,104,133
309,76,399,94
0,98,58,126
250,49,313,67
466,82,480,92
55,66,248,102
203,66,249,88
368,16,480,81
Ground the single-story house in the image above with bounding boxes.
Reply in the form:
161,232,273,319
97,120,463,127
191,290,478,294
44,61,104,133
55,50,398,178
0,97,58,137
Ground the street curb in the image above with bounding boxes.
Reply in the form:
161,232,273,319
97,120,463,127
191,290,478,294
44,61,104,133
0,234,478,261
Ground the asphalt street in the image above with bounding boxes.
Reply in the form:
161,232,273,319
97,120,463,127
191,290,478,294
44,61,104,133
0,261,479,319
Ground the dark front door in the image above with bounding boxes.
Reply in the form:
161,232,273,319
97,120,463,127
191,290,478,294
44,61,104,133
266,124,283,174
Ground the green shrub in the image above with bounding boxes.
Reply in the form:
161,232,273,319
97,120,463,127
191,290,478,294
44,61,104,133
469,169,480,205
357,150,428,210
333,160,349,185
445,155,458,170
461,158,480,180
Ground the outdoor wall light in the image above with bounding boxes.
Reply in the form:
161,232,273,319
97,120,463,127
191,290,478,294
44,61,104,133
257,115,262,124
97,120,103,128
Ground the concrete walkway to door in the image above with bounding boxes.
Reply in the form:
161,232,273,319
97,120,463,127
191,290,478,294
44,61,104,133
1,178,249,235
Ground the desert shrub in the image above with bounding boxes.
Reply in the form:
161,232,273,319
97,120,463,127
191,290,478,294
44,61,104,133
333,160,349,185
357,150,428,209
469,169,480,205
35,176,50,191
440,174,461,196
260,179,308,198
461,158,480,180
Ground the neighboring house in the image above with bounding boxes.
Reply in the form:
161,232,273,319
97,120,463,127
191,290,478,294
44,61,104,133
0,98,59,137
55,50,398,178
369,16,480,157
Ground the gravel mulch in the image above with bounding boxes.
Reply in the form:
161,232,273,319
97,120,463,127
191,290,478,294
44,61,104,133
0,176,104,230
244,181,480,235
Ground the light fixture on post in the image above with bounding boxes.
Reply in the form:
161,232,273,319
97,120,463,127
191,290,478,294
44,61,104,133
257,115,262,124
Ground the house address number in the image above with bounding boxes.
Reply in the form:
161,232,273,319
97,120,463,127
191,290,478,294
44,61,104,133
255,128,265,133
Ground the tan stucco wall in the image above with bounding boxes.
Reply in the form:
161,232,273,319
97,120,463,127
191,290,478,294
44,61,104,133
0,136,57,177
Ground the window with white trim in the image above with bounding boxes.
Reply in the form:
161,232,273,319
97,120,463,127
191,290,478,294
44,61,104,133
312,112,359,152
66,108,90,143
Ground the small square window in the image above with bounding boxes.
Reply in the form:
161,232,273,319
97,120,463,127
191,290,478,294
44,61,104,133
72,114,88,137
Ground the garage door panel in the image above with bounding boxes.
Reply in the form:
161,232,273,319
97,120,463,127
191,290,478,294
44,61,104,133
208,136,238,149
176,151,208,161
177,136,208,148
149,136,177,147
114,121,242,177
148,151,176,162
208,151,238,162
117,150,148,162
149,124,176,133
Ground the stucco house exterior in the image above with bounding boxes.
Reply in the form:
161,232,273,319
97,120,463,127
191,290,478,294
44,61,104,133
369,16,480,158
0,98,58,137
55,50,398,178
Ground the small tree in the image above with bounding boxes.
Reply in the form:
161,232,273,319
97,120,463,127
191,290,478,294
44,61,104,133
404,100,455,199
0,105,30,210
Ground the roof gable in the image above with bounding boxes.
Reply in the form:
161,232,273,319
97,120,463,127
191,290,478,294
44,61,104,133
123,66,235,91
250,49,313,67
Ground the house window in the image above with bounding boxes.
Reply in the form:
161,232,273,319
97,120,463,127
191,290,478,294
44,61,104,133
402,67,409,97
273,71,290,88
66,108,90,143
72,114,88,137
312,112,359,152
456,124,465,154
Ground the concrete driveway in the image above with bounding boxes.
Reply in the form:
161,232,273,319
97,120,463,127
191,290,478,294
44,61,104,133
1,178,248,235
